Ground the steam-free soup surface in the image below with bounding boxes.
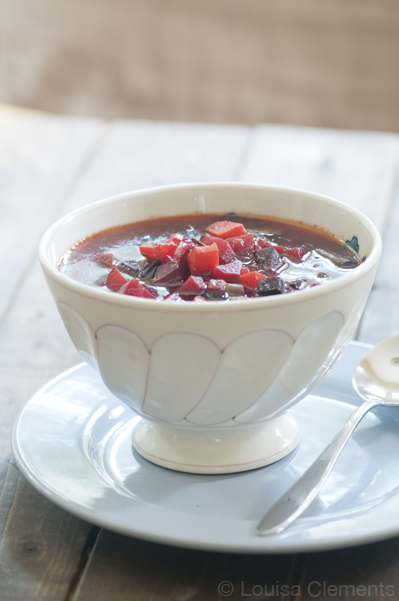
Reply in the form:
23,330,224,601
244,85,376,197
59,213,362,301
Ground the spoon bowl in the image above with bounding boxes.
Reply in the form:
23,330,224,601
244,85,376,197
354,336,399,403
257,334,399,536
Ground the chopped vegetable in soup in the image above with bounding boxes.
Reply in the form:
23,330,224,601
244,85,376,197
59,213,362,301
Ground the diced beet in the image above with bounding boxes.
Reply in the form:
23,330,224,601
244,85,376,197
174,241,194,260
257,277,289,296
130,281,156,299
226,233,254,257
139,241,178,260
174,241,194,280
178,275,207,295
207,279,227,291
153,262,183,286
97,253,115,268
256,247,284,273
238,271,266,289
200,235,235,264
205,221,247,240
178,251,191,281
123,278,155,299
106,267,128,292
142,283,159,298
187,243,219,276
139,258,163,279
283,247,310,262
132,289,154,299
118,260,143,277
127,288,155,299
211,259,242,282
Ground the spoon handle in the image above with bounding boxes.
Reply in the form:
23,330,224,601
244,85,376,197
257,399,377,535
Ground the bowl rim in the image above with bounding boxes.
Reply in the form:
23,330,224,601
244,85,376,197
39,182,382,313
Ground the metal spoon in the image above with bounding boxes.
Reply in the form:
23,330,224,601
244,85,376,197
257,334,399,536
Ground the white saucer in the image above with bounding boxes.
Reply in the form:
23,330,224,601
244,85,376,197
12,341,399,553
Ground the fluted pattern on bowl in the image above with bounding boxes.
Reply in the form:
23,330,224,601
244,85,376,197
57,301,345,427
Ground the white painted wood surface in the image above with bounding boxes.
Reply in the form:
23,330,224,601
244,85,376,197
239,124,399,233
62,119,251,213
1,105,399,600
0,106,103,321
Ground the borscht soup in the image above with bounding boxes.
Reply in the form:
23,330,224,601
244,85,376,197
59,213,362,302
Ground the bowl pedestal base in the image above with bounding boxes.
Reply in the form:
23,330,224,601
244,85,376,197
132,415,300,474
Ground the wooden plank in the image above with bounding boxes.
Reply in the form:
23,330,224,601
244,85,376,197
63,119,251,213
291,540,399,601
3,117,398,600
0,261,81,446
0,106,104,322
74,530,300,601
357,287,399,345
53,121,301,600
0,259,93,601
0,118,253,599
0,106,104,600
0,460,97,601
357,178,399,344
239,124,399,233
240,123,399,347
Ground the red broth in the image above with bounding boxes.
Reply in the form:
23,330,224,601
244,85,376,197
59,213,362,301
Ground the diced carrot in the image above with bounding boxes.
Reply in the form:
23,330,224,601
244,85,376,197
106,267,128,292
139,241,178,260
187,243,219,276
97,253,115,268
200,235,235,264
205,221,247,240
238,271,266,289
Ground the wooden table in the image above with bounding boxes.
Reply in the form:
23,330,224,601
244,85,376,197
2,104,399,600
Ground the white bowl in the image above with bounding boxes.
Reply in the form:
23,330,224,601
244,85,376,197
39,183,382,474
